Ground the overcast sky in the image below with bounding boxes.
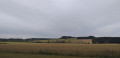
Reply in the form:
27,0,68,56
0,0,120,38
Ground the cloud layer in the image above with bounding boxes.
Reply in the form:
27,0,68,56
0,0,120,38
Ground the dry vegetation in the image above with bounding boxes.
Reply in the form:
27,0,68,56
0,53,87,58
31,39,89,44
0,42,120,58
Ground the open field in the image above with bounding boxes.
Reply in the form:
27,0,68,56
0,53,99,58
30,39,89,44
0,42,120,58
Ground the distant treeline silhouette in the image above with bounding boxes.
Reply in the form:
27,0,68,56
0,38,51,42
93,37,120,43
0,38,25,42
1,36,120,44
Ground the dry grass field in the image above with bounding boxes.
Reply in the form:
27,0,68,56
31,39,89,44
0,53,99,58
0,42,120,58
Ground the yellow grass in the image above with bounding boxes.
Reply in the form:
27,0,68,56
0,53,98,58
0,43,120,57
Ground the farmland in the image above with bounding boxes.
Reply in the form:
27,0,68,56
30,39,89,44
0,42,120,58
0,53,87,58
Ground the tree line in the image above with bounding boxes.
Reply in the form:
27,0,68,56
93,37,120,44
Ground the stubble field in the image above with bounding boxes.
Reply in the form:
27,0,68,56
0,42,120,58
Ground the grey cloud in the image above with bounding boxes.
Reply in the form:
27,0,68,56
0,0,120,38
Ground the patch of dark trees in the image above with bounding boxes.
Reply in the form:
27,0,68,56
60,36,95,39
60,36,76,39
93,37,120,44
